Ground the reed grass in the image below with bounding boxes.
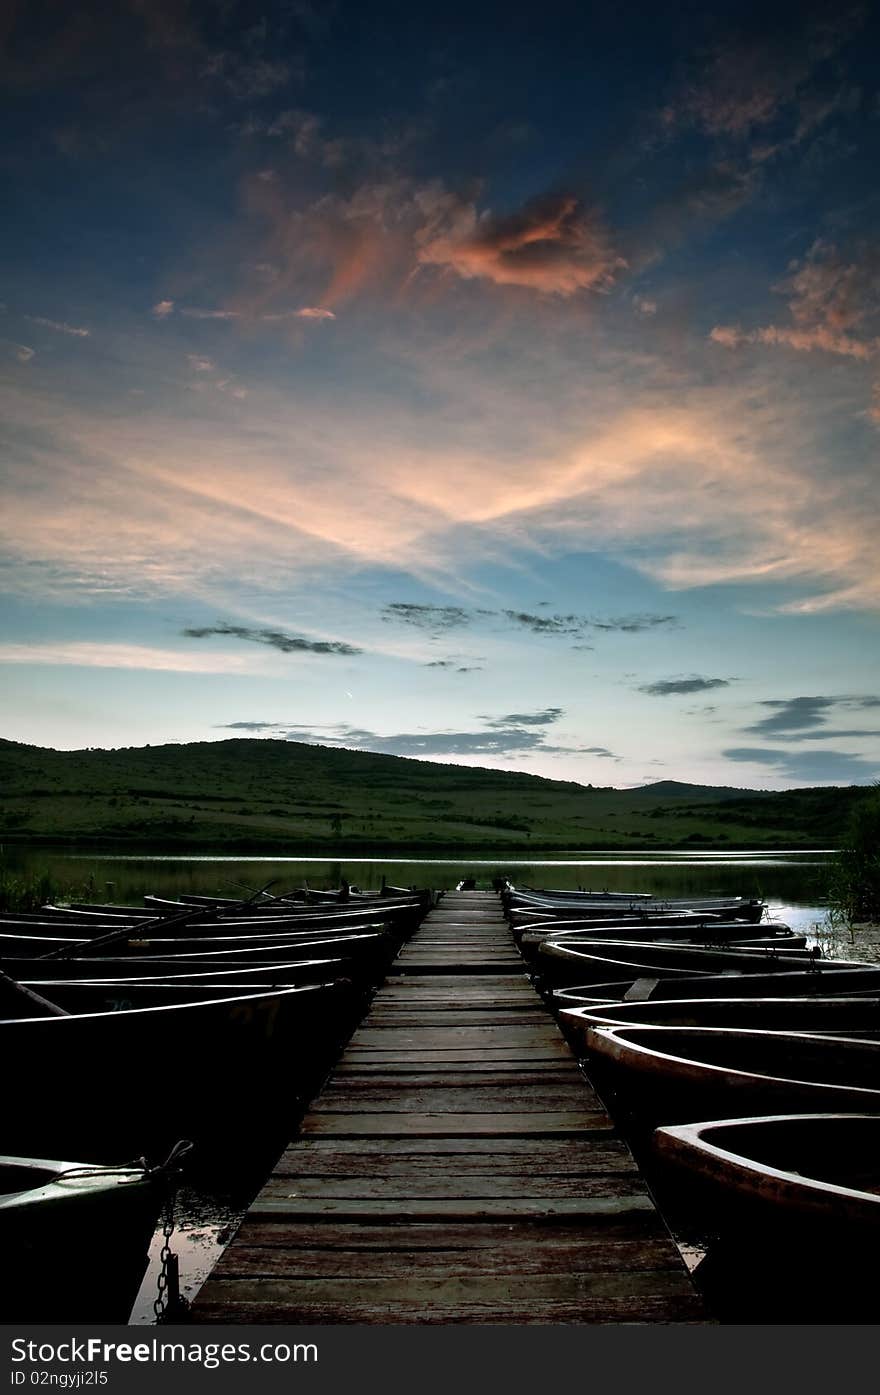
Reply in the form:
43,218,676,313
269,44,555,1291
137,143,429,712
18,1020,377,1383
828,786,880,927
0,860,95,913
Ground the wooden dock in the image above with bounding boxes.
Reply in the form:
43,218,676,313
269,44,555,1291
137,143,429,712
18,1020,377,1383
192,892,705,1323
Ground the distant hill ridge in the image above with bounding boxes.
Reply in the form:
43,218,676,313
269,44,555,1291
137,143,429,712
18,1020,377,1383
0,736,867,850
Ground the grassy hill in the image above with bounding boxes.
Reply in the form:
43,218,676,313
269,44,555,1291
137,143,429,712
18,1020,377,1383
0,737,869,851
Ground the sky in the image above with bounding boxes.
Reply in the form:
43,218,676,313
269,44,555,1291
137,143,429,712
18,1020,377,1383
1,0,879,789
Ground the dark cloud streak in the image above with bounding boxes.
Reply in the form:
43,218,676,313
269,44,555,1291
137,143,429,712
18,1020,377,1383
640,676,731,696
183,624,360,655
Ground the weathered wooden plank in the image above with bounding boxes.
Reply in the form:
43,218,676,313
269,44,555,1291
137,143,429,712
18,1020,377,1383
258,1174,643,1200
314,1085,594,1109
341,1047,571,1061
227,1213,668,1245
279,1135,620,1156
271,1144,637,1176
299,1111,613,1136
352,1028,565,1045
193,1295,706,1324
248,1192,656,1219
327,1067,583,1083
211,1238,678,1280
193,1268,695,1307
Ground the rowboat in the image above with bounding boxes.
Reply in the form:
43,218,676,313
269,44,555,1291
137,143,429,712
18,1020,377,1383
504,889,764,922
559,996,880,1048
1,980,354,1159
1,1151,179,1321
0,954,349,985
551,963,880,1008
26,901,424,934
2,927,396,967
536,938,828,985
582,1025,880,1126
518,922,801,957
653,1113,880,1321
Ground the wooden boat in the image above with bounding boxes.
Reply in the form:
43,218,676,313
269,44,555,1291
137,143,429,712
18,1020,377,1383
6,978,364,1014
3,927,396,967
1,1151,179,1321
550,963,880,1007
582,1025,880,1126
536,937,827,985
518,922,801,957
1,954,349,985
653,1113,880,1322
1,980,355,1159
504,890,764,922
32,900,424,933
559,996,880,1048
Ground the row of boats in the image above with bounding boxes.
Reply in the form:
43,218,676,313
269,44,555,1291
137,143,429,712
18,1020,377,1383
1,881,433,1320
502,881,880,1322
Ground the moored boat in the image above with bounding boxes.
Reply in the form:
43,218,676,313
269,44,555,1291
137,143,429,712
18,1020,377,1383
582,1024,880,1126
1,980,355,1159
550,963,880,1008
653,1113,880,1321
559,995,880,1048
1,1147,185,1321
536,937,828,986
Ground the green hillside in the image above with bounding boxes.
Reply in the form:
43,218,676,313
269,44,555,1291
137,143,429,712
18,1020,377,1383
0,737,869,851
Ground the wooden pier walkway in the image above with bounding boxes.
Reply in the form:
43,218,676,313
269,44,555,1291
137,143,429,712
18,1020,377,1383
192,892,704,1323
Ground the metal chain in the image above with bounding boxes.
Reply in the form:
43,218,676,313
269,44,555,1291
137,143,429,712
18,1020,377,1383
152,1191,189,1323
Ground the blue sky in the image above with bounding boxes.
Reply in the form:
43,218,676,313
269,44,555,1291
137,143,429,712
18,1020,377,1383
1,0,879,788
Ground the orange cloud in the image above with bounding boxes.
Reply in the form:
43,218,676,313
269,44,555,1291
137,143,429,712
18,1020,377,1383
416,192,625,296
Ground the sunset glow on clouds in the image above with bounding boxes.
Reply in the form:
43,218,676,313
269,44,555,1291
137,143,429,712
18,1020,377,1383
0,0,878,787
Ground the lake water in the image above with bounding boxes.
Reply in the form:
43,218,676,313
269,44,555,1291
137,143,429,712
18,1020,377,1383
5,841,836,909
9,844,872,1321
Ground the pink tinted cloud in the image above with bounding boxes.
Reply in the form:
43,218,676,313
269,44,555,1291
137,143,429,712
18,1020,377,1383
152,300,174,319
711,241,880,367
417,192,625,296
261,307,336,321
710,323,877,360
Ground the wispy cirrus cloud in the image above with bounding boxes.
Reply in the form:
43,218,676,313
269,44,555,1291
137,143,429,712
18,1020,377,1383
181,308,240,321
639,676,732,696
259,306,336,322
182,623,361,656
0,642,259,674
663,8,863,139
25,316,90,338
710,240,880,389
